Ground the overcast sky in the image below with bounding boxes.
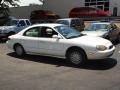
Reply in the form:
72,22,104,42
19,0,42,6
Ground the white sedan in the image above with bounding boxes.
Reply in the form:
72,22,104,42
6,24,115,65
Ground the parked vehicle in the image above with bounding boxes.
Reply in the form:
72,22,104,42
81,22,120,42
55,18,85,31
0,19,31,40
7,24,115,65
69,7,111,18
30,10,60,21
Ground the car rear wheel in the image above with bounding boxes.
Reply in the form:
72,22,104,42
67,49,86,65
14,44,25,56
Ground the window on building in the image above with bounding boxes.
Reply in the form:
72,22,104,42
85,0,109,11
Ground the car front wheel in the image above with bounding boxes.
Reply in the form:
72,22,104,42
67,49,86,65
14,44,25,56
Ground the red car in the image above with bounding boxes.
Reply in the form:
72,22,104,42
30,10,60,20
69,7,111,18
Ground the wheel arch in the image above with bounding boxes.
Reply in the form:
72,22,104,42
13,43,23,50
65,46,87,59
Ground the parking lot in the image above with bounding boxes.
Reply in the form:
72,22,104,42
0,41,119,90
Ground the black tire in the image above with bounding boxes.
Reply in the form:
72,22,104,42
14,44,25,56
66,49,87,65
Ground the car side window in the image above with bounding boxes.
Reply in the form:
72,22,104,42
18,20,26,26
26,20,31,25
40,27,58,38
23,27,40,37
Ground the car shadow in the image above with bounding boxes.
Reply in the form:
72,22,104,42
7,52,117,70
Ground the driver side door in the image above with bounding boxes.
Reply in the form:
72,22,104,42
38,27,64,57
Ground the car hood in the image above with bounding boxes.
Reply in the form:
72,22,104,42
81,30,108,37
71,35,111,46
0,26,16,30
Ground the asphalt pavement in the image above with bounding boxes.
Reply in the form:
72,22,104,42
0,42,120,90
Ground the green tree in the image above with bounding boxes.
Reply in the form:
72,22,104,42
0,0,19,16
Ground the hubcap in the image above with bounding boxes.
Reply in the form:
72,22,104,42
70,51,82,65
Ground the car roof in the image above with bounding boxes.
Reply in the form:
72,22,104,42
31,23,65,28
92,22,111,25
73,6,98,9
12,19,29,21
57,18,80,21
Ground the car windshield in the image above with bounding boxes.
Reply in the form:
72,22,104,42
55,26,82,39
4,20,18,26
86,24,108,31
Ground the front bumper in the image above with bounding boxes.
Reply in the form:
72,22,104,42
86,46,115,60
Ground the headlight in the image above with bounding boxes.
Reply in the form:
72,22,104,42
96,45,107,51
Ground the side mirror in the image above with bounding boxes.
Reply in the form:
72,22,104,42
52,35,62,39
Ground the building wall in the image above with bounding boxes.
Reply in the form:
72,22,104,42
43,0,84,18
10,5,42,19
109,0,120,16
43,0,120,17
9,0,120,19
